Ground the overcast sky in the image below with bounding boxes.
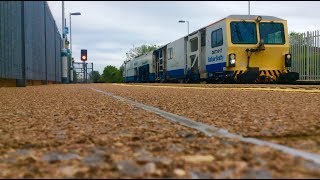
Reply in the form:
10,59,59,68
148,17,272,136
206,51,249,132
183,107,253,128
47,1,320,74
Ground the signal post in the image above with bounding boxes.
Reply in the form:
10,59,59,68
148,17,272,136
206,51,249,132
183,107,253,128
81,49,88,83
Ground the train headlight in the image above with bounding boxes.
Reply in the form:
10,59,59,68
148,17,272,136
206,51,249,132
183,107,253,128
228,53,236,67
285,53,292,67
286,54,291,59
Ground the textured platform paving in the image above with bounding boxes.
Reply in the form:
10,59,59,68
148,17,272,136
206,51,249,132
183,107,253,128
0,84,319,178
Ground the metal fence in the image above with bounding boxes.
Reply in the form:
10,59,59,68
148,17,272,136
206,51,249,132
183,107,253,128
0,2,23,80
73,62,93,83
0,1,62,86
290,30,320,81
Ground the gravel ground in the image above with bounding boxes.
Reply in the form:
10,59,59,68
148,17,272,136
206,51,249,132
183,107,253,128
93,83,320,154
0,84,319,178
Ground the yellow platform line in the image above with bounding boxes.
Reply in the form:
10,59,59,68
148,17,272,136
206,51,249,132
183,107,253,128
114,84,320,93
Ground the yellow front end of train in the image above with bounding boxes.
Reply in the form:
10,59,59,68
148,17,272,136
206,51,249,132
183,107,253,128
224,16,299,83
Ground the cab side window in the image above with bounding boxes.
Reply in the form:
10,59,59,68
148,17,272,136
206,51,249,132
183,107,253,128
211,28,223,48
168,47,173,59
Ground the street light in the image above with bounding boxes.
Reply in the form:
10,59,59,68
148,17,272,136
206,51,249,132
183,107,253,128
69,12,81,83
69,12,81,56
178,20,189,36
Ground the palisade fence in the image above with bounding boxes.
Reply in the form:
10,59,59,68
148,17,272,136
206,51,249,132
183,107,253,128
290,30,320,81
0,1,62,86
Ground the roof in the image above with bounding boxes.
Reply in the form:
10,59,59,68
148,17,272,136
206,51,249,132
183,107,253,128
226,15,285,21
187,14,285,36
154,43,169,51
126,14,287,64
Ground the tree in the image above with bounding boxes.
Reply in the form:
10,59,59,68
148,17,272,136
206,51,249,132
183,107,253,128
125,44,161,61
89,71,101,83
122,44,161,79
100,65,123,83
289,31,313,46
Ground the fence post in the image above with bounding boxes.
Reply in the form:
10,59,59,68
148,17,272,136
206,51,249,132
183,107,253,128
318,30,320,80
42,1,48,85
16,1,26,87
306,32,309,80
313,31,315,80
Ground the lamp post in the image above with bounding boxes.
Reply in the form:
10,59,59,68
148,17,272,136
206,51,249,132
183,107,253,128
248,1,251,15
178,20,189,36
69,12,81,83
179,20,190,74
69,12,81,56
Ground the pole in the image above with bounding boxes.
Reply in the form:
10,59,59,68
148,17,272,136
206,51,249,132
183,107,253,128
17,1,26,87
69,13,73,83
83,61,85,83
61,1,68,83
70,14,72,55
70,61,73,83
85,63,88,83
187,21,189,36
62,1,65,49
248,1,250,15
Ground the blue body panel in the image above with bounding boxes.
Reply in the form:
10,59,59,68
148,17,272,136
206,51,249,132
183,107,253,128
125,63,230,82
206,62,226,73
125,76,136,82
149,73,155,81
167,68,185,79
125,73,156,83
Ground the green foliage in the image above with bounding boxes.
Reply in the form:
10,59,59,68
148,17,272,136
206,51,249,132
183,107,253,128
289,31,303,37
125,44,161,61
89,71,101,83
121,44,161,76
289,31,312,46
100,65,123,83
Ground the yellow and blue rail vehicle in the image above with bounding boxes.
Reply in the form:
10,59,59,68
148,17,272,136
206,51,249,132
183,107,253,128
123,15,299,83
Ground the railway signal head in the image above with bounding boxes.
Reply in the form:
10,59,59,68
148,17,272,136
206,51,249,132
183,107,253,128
81,49,87,61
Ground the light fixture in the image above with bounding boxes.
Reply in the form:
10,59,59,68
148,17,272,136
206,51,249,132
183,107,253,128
228,53,236,67
285,54,292,67
256,16,262,22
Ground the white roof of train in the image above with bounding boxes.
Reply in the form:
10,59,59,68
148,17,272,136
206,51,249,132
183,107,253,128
226,15,285,21
186,14,285,36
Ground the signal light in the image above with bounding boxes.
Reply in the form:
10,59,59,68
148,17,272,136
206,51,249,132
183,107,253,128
81,49,87,61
